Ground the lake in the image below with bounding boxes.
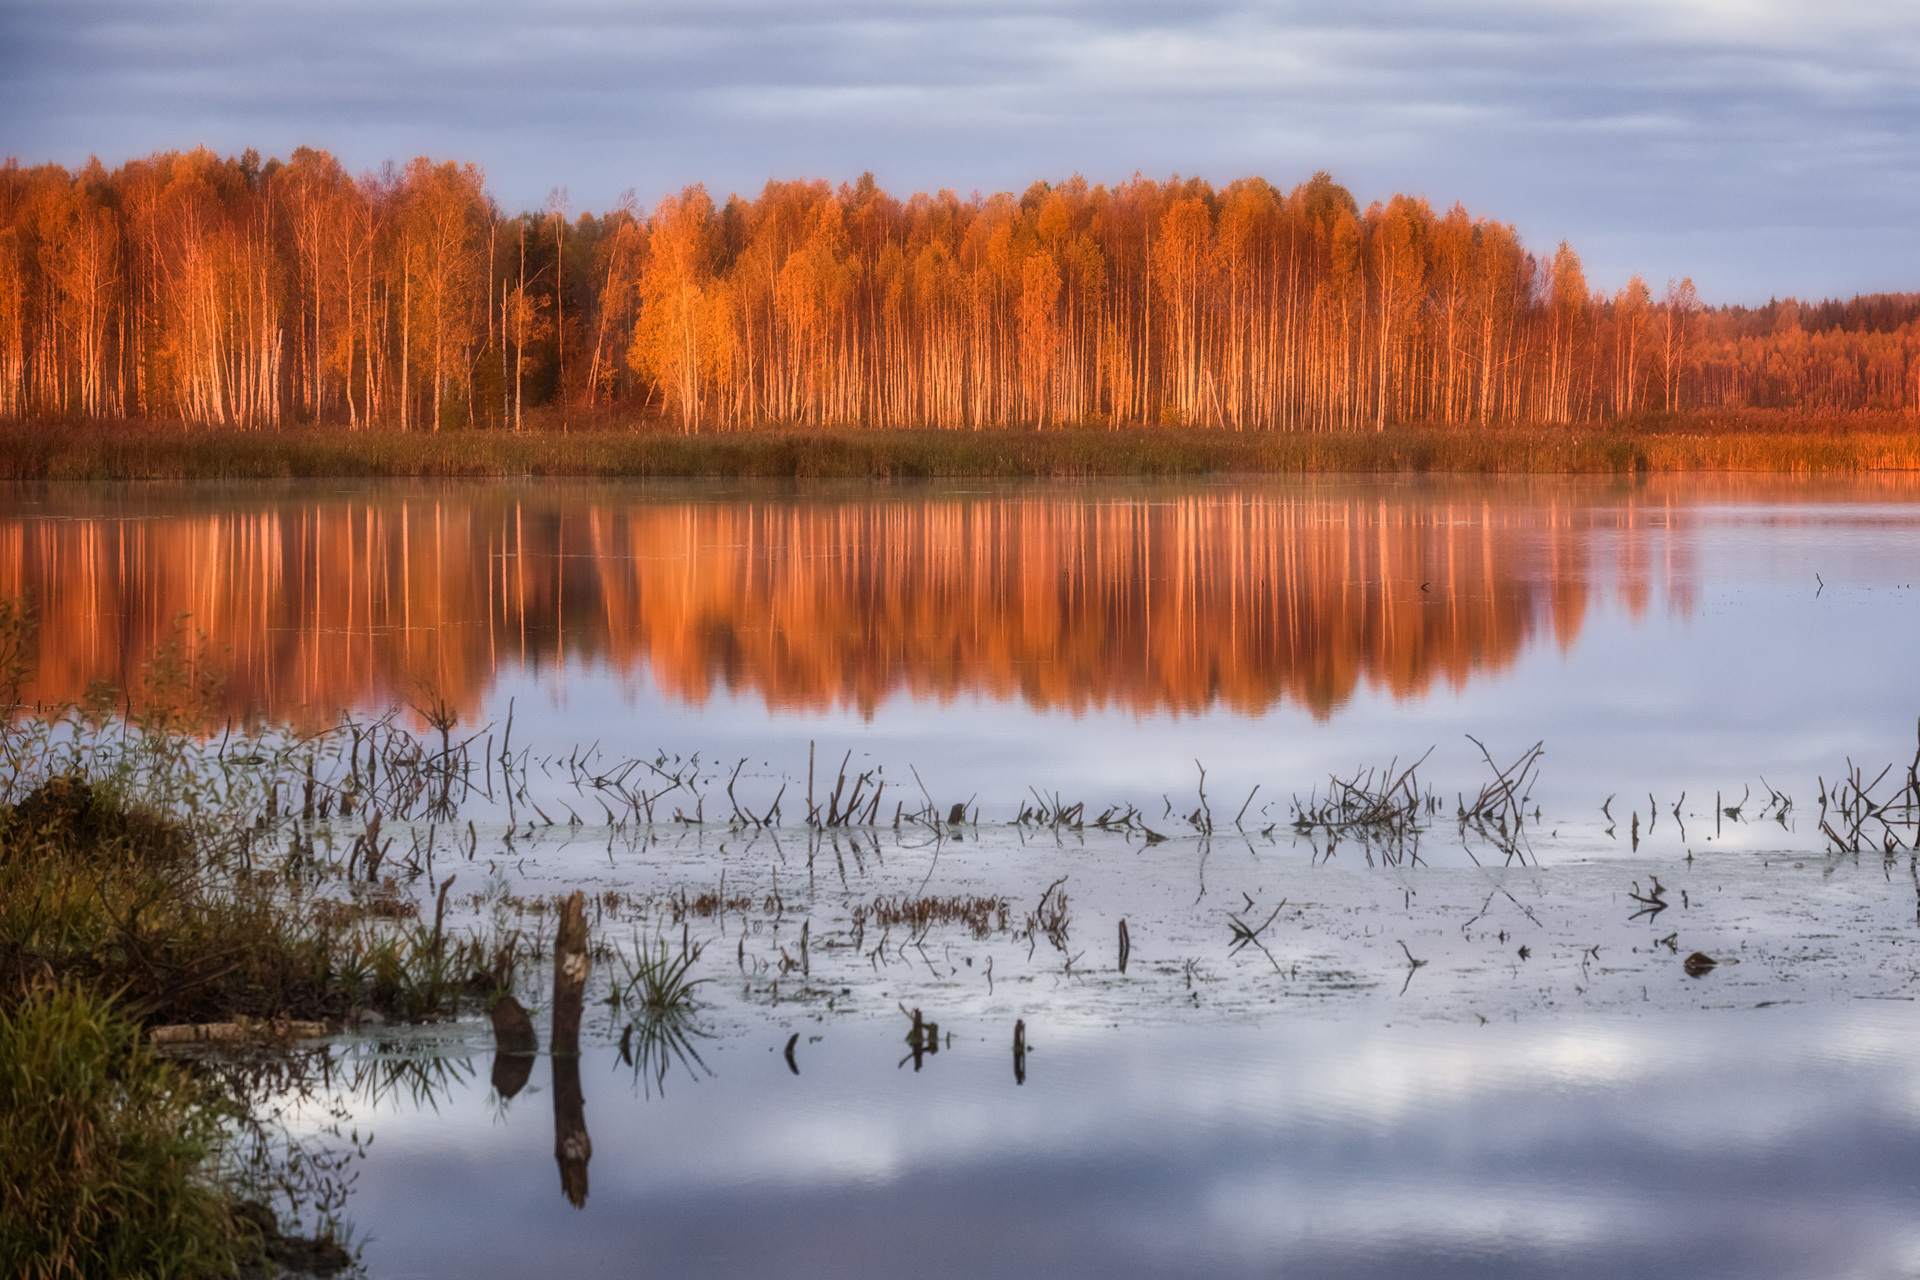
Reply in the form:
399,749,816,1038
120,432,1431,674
7,473,1920,1276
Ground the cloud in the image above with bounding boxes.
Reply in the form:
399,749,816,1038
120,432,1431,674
3,0,1916,299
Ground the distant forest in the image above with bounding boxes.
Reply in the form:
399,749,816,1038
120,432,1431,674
2,146,1915,432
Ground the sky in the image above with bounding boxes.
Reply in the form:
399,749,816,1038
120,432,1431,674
2,0,1916,305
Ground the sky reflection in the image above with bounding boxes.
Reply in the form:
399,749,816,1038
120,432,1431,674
332,1006,1920,1278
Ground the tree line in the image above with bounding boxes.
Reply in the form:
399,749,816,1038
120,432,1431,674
1,146,1914,431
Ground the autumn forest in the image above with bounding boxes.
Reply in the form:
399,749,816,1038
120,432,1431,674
2,145,1916,434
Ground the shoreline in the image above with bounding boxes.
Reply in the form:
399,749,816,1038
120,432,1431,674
3,417,1920,481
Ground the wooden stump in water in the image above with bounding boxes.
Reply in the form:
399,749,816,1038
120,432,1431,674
489,995,538,1099
547,892,592,1204
552,890,588,1058
488,995,538,1053
552,1054,591,1208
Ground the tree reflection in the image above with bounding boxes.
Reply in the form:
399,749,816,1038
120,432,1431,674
552,1055,591,1208
0,483,1721,726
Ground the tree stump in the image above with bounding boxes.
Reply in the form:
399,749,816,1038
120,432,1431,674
551,890,588,1057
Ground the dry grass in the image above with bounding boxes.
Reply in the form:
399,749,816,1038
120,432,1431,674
2,411,1918,480
310,889,419,926
673,887,756,919
852,893,1011,939
0,767,476,1027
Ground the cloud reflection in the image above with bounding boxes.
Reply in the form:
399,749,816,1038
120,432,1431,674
341,1007,1920,1277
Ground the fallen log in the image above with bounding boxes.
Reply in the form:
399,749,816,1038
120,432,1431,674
149,1017,331,1045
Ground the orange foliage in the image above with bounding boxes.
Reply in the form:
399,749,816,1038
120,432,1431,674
5,150,1912,433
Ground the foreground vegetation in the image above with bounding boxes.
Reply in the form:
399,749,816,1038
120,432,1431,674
0,985,239,1280
0,602,500,1275
3,412,1920,482
0,608,485,1029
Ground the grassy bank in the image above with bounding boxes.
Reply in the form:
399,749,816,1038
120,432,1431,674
0,600,487,1031
0,616,502,1272
3,412,1919,481
0,984,240,1280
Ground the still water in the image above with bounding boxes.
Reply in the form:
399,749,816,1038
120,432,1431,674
321,1006,1920,1279
7,473,1920,815
9,473,1920,1276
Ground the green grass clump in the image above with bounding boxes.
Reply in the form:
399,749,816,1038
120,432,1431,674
2,773,191,869
612,930,712,1093
614,928,707,1018
0,984,238,1280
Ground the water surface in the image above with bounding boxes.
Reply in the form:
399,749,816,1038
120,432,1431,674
7,473,1920,815
316,1004,1920,1280
11,473,1920,1276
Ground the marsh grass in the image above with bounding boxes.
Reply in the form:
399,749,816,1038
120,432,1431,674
611,929,712,1095
616,1008,712,1096
0,768,482,1027
613,928,707,1019
0,774,307,1024
3,411,1919,481
0,984,238,1280
0,603,503,1273
852,894,1011,940
0,595,503,1029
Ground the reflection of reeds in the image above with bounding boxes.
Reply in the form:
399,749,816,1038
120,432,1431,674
316,1041,476,1112
616,1008,711,1097
1818,723,1920,854
217,1039,474,1251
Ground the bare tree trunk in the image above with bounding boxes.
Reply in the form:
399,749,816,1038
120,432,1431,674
401,247,411,430
515,230,524,431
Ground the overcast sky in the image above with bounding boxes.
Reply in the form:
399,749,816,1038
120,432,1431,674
3,0,1915,304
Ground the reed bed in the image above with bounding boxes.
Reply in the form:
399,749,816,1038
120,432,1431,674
851,894,1012,941
2,412,1919,481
